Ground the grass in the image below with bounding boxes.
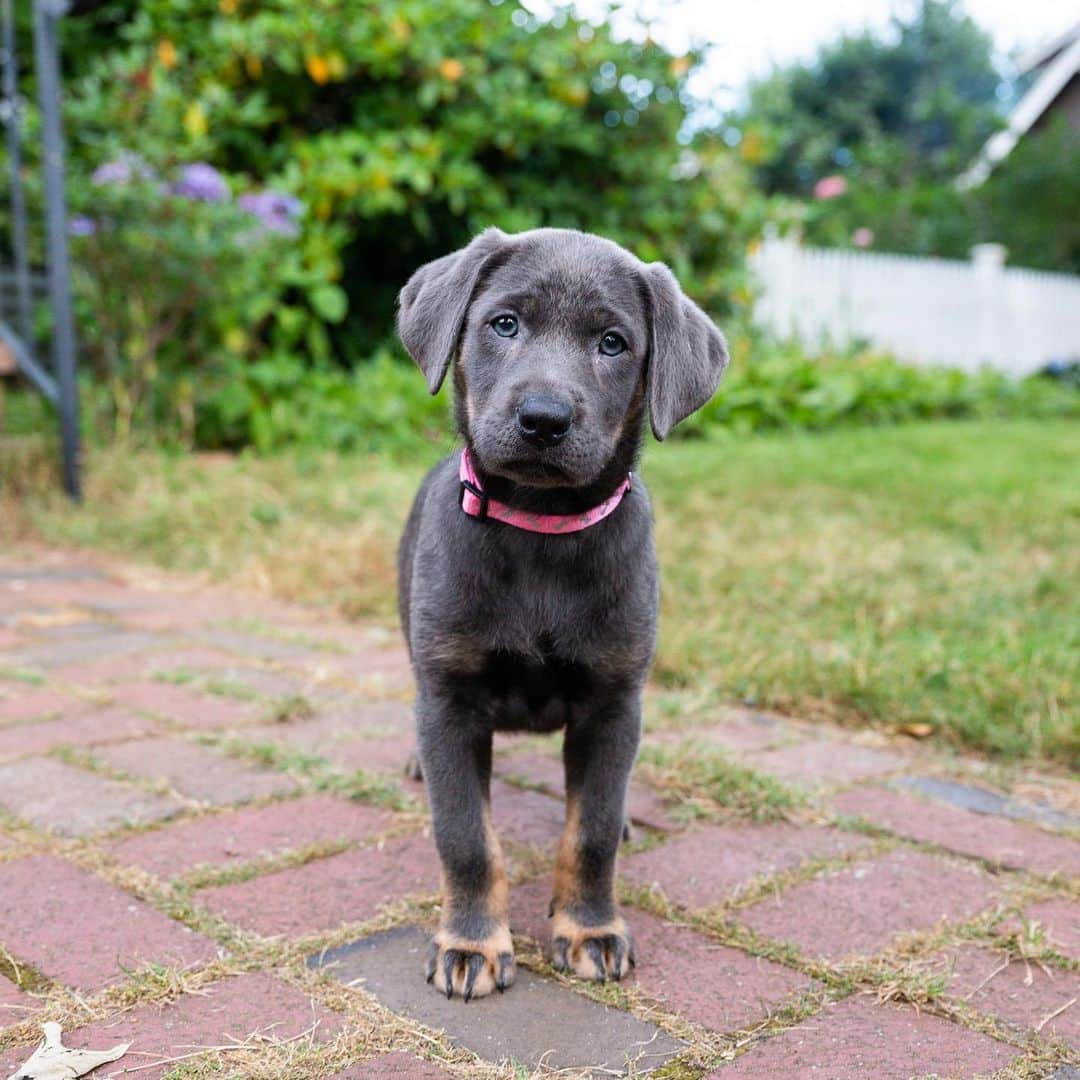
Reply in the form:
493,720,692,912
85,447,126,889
2,418,1077,769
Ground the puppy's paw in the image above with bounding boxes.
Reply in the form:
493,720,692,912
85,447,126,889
551,911,634,982
426,926,514,1001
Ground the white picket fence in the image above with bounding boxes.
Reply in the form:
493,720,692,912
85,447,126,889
750,236,1080,377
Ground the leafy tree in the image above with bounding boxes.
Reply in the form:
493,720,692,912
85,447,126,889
735,0,1001,194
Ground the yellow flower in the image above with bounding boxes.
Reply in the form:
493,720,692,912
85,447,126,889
245,54,263,80
183,102,208,138
224,328,248,354
438,58,464,82
305,55,330,85
669,55,690,77
219,0,237,12
326,51,346,79
156,39,178,70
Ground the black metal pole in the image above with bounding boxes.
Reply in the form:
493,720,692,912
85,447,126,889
33,0,80,499
1,0,33,346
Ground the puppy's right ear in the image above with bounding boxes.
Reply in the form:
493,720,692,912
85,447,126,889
396,227,509,394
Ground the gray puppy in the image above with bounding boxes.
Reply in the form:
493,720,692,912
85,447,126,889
396,227,727,1000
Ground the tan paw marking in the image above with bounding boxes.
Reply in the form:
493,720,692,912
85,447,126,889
551,911,634,981
426,925,514,1001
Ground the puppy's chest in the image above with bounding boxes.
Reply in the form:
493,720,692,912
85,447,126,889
469,646,596,732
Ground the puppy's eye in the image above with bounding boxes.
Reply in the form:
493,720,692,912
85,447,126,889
599,332,627,356
491,315,518,338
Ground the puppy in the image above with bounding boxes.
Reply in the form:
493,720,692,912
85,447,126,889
396,227,727,1000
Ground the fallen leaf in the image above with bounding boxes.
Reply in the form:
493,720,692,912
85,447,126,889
898,722,935,739
7,1022,129,1080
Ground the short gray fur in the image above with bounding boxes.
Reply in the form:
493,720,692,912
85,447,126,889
894,776,1077,830
309,926,684,1074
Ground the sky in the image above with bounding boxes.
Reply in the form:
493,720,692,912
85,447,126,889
524,0,1076,108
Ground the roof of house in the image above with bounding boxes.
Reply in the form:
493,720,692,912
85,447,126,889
958,22,1080,188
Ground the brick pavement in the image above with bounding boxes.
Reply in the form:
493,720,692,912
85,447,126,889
0,552,1076,1077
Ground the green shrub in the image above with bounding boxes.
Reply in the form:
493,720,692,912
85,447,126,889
679,338,1079,437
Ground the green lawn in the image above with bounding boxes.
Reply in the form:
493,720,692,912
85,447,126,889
4,419,1077,769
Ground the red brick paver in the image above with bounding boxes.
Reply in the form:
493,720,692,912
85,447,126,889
197,832,438,937
834,784,1080,879
747,740,907,786
943,946,1080,1042
98,736,298,804
738,848,1001,962
707,994,1018,1078
0,705,164,759
110,795,399,879
1005,897,1080,959
0,687,81,724
0,855,216,990
512,877,810,1033
109,679,257,730
0,757,180,835
0,972,344,1080
620,823,871,908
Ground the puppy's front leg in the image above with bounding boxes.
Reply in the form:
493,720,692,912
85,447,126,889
416,694,513,1000
552,696,640,981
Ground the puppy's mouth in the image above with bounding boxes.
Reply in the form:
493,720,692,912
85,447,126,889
486,457,575,488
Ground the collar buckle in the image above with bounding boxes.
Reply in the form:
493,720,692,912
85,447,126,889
459,477,490,522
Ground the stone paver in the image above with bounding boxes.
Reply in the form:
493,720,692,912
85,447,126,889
333,1053,453,1078
1006,898,1080,959
310,926,683,1074
706,994,1018,1078
0,705,165,759
198,832,438,937
109,679,257,729
895,775,1078,830
512,878,810,1033
0,854,217,990
942,946,1080,1043
834,784,1080,879
0,757,180,835
98,737,298,804
747,740,907,786
110,795,398,879
738,848,1001,962
0,971,344,1079
620,823,871,908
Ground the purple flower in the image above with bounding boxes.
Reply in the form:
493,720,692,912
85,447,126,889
68,215,97,237
238,189,303,236
172,162,230,202
91,152,155,187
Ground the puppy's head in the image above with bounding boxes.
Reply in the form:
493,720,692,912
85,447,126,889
397,227,727,488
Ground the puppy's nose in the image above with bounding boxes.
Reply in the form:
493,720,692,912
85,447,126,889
516,395,573,447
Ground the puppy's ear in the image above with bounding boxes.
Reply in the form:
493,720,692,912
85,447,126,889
643,262,729,440
396,227,509,394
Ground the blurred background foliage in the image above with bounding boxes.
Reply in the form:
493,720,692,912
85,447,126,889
32,0,761,446
0,0,1075,450
730,1,1080,271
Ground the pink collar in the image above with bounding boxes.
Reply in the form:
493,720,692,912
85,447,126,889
459,448,631,534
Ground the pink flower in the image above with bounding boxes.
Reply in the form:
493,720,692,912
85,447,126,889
813,175,847,200
852,227,874,248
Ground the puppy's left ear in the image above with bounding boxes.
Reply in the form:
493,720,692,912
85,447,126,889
397,227,509,394
643,262,729,440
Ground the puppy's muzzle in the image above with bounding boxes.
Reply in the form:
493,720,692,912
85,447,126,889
516,394,573,448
